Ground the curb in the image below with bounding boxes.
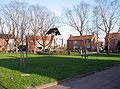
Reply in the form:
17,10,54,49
27,64,120,89
34,82,58,89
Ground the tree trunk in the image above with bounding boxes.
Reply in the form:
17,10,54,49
97,40,99,54
84,41,87,61
43,41,45,51
33,39,36,54
30,42,32,53
16,45,18,53
5,42,8,53
43,46,45,51
34,47,36,54
83,40,87,61
107,37,110,55
26,37,29,70
97,29,99,54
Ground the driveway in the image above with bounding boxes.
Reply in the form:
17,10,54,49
46,64,120,89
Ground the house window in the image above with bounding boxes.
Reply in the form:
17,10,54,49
115,39,118,50
73,40,78,49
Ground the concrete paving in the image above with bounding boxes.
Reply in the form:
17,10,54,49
46,65,120,89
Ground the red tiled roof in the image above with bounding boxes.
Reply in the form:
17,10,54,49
67,35,93,41
0,34,13,39
27,35,51,41
104,33,120,39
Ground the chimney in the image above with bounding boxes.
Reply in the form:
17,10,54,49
70,34,72,37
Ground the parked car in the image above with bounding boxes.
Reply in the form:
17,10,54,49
18,45,26,51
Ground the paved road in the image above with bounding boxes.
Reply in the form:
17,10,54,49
46,65,120,89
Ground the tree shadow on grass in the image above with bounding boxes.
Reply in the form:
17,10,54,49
0,54,120,88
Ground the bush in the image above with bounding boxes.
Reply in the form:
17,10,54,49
87,48,91,51
72,48,76,52
68,51,70,55
72,48,79,52
37,51,49,55
37,51,69,55
82,50,85,53
104,50,107,53
109,50,112,53
50,51,68,55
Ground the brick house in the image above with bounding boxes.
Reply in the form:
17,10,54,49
105,33,120,52
26,35,57,51
0,34,14,51
67,33,97,51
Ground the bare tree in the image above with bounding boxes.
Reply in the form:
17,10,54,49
95,0,120,55
93,6,101,54
118,27,120,33
29,5,59,53
28,5,45,54
39,10,59,51
0,15,12,53
0,16,4,34
2,1,28,53
63,2,89,60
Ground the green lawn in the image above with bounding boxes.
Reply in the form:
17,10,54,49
0,53,120,89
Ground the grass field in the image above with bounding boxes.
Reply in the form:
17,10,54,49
0,53,120,89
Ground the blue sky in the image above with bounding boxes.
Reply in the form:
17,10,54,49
0,0,95,16
0,0,104,45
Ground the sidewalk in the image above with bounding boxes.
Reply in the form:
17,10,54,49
46,64,120,89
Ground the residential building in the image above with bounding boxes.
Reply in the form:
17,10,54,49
105,33,120,52
26,35,57,51
67,33,97,51
0,34,14,51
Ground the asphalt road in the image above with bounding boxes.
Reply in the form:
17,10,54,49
46,65,120,89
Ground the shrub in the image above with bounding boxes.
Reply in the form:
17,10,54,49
68,51,70,55
72,48,79,52
109,50,112,53
37,51,69,55
104,50,107,53
37,51,49,55
87,48,91,51
72,48,76,52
